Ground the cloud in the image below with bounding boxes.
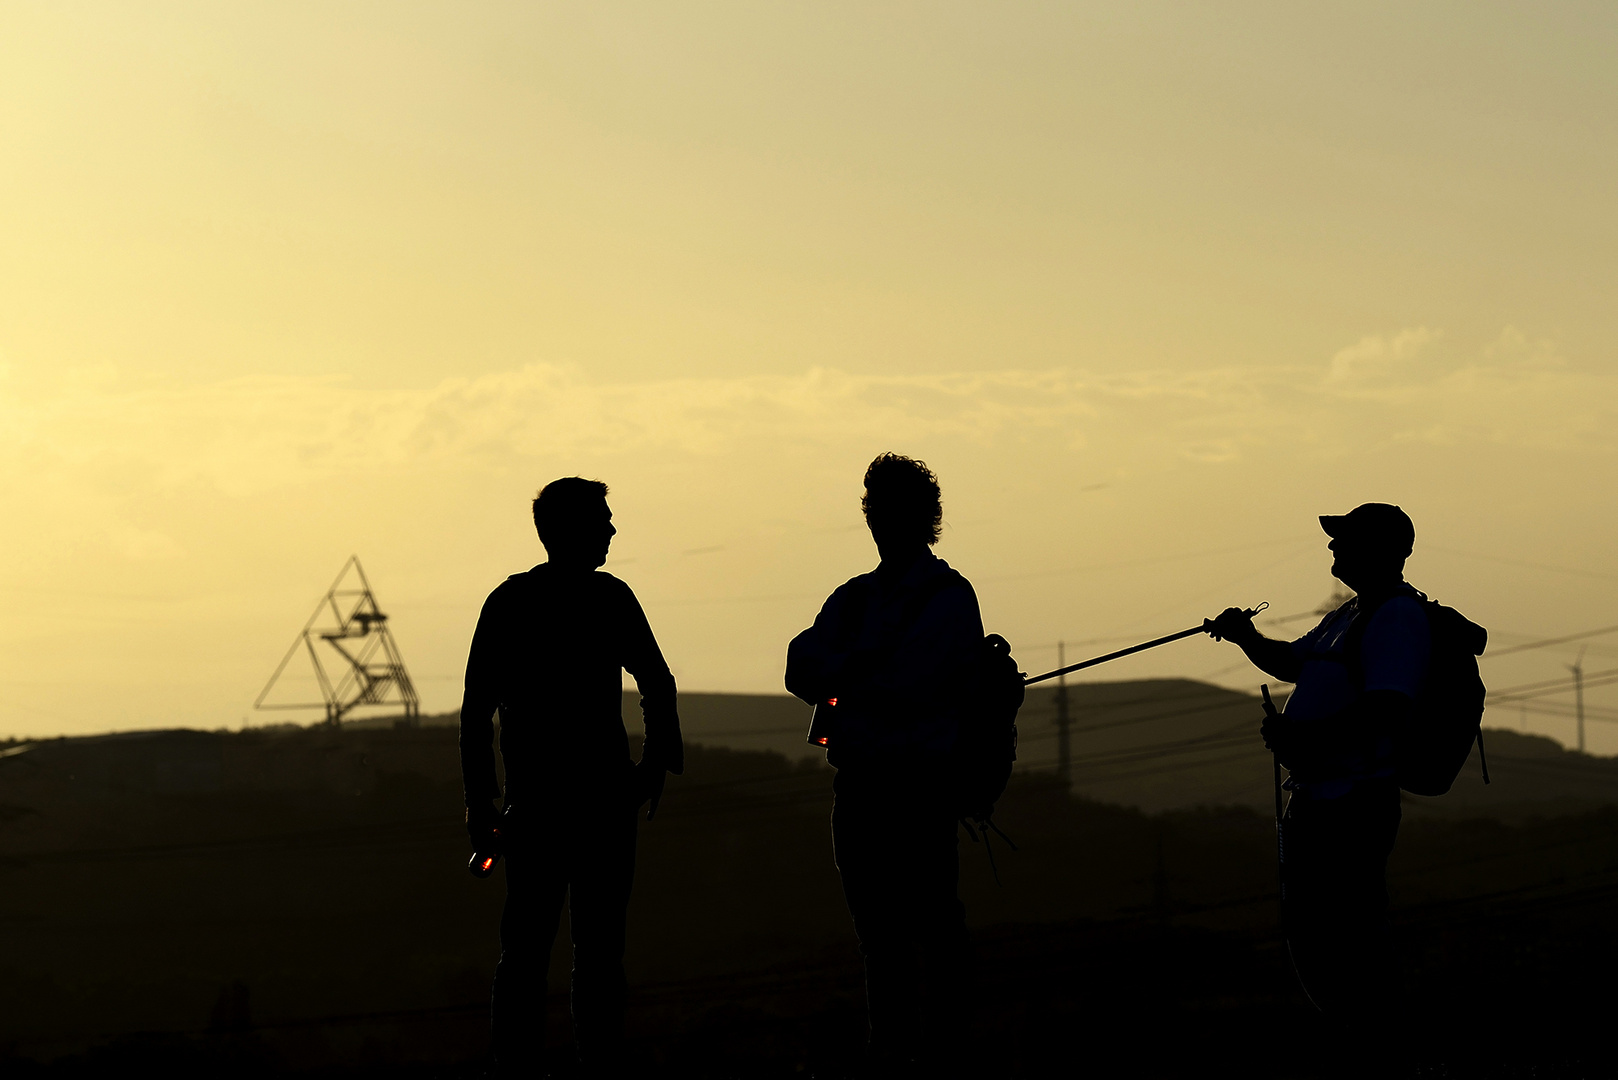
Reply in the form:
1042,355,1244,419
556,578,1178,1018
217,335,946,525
1328,326,1440,383
2,332,1613,522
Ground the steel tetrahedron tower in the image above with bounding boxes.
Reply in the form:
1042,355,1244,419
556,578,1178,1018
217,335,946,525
255,556,420,727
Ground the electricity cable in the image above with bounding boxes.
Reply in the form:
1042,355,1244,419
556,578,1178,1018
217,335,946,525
1485,623,1618,659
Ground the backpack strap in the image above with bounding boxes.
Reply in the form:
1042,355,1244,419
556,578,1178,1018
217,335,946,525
1338,588,1416,687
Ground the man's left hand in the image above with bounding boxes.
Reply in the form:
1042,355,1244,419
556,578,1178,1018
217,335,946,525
1206,607,1259,646
1260,713,1307,769
465,799,501,852
633,758,669,819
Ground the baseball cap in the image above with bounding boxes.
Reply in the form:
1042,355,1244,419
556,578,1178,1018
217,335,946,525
1319,503,1415,557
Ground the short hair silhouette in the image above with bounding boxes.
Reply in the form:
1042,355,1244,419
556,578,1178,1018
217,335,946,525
532,477,610,544
861,453,943,547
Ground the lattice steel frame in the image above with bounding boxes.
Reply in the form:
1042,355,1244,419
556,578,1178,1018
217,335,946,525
255,556,420,727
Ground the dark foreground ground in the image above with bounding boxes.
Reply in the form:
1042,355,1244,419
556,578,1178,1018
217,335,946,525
11,898,1618,1079
3,694,1618,1078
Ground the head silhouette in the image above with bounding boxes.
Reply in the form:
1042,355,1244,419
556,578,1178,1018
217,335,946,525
533,477,615,569
862,453,942,566
1321,503,1414,595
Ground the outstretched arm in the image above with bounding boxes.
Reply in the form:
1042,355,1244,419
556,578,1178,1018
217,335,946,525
1207,607,1303,683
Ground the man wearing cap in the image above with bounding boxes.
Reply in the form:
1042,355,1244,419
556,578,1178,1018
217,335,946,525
1208,503,1427,1031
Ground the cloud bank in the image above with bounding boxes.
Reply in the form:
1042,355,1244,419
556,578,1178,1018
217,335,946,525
4,328,1611,515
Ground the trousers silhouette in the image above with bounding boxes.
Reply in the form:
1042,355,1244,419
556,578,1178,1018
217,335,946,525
491,790,639,1074
1282,783,1402,1024
832,766,972,1065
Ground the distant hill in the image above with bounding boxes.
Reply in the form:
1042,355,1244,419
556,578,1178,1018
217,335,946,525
369,680,1618,819
1012,681,1618,821
648,682,1618,818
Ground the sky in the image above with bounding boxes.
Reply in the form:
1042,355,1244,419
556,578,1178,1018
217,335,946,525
2,2,1616,750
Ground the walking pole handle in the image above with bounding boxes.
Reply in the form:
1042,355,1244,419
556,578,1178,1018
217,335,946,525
1260,683,1284,822
1199,601,1270,639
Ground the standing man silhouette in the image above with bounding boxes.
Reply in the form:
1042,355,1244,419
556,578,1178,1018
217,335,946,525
1208,503,1428,1038
460,478,683,1078
786,453,985,1076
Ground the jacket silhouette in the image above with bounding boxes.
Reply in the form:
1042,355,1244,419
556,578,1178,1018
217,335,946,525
460,478,681,1077
786,453,981,1075
1210,502,1429,1054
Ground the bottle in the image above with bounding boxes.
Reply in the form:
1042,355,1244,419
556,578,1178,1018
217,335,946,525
467,812,506,878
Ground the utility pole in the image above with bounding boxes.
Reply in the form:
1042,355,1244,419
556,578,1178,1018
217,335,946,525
1571,646,1587,754
1055,640,1072,786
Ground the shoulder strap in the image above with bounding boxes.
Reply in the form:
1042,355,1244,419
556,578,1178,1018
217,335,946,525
1338,593,1394,688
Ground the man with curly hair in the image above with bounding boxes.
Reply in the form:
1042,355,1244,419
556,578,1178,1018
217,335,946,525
786,453,985,1075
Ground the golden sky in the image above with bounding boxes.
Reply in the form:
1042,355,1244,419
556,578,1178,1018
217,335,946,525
2,3,1616,750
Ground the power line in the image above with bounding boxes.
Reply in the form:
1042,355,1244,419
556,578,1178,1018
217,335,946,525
1017,693,1262,745
1018,745,1267,784
681,685,1265,753
1422,543,1618,583
1126,545,1314,628
1487,667,1618,704
1061,725,1254,770
1485,623,1618,659
1503,699,1618,725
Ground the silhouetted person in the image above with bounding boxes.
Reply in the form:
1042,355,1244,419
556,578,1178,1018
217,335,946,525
1209,503,1426,1042
460,478,683,1078
785,453,984,1076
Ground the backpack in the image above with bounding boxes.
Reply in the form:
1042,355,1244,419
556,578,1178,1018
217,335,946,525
949,633,1025,823
1341,589,1489,797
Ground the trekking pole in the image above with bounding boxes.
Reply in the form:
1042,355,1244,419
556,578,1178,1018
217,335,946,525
1260,684,1286,925
1022,603,1268,686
